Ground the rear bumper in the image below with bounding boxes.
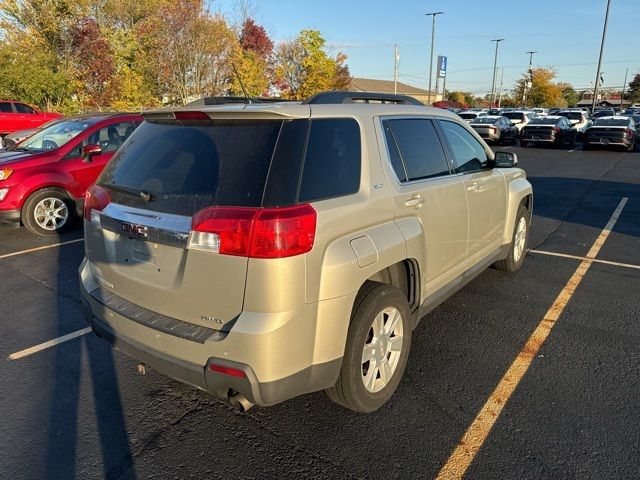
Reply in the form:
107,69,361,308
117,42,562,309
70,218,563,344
79,258,343,406
585,137,630,147
0,209,21,228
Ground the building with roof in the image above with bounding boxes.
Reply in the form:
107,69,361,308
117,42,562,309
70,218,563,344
347,77,441,105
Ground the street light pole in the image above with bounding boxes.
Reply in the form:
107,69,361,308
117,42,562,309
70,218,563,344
621,67,629,110
523,50,537,108
426,11,444,106
489,38,504,107
394,44,399,95
592,0,612,112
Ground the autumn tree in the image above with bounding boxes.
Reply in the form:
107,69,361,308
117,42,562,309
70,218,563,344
274,30,350,99
228,18,273,97
513,67,566,107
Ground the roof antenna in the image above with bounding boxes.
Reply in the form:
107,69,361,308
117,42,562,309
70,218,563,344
231,63,251,104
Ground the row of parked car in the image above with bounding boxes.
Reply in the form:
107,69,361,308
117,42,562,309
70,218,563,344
456,108,640,152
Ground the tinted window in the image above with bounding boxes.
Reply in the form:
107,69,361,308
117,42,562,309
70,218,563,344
384,118,450,181
458,113,478,119
528,118,559,125
439,120,489,173
299,119,361,203
0,102,12,113
593,118,630,126
557,111,583,121
502,112,525,121
15,103,35,114
99,120,283,216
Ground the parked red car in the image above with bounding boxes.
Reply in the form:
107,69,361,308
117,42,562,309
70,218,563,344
0,113,141,235
0,100,62,147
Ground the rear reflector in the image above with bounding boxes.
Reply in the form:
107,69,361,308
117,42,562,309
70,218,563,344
84,184,111,224
209,364,246,377
190,204,317,258
174,111,210,120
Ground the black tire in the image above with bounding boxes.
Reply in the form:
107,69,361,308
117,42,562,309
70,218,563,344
326,281,412,412
22,188,75,236
494,204,530,272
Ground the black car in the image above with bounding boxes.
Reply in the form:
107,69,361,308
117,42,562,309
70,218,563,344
520,116,577,148
583,116,637,151
469,115,519,144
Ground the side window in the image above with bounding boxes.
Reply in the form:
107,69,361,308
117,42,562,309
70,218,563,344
0,102,13,113
384,118,450,182
15,103,35,114
88,122,138,154
63,141,84,159
439,120,490,173
298,118,361,203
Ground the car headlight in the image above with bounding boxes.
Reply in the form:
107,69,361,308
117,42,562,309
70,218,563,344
0,188,8,201
0,169,13,180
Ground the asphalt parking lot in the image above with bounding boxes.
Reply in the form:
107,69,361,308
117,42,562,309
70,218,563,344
1,144,639,480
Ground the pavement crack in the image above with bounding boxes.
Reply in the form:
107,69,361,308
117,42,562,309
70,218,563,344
2,261,81,306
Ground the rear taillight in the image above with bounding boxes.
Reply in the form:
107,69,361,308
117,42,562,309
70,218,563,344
84,184,111,225
553,127,560,134
625,128,634,138
209,364,246,377
189,204,317,258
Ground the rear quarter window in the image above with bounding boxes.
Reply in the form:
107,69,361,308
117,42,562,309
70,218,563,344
298,118,361,203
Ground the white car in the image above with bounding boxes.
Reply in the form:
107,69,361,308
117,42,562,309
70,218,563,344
530,108,549,117
556,110,591,134
457,111,487,123
501,111,536,131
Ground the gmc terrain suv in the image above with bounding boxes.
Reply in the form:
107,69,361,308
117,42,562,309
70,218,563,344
79,92,533,413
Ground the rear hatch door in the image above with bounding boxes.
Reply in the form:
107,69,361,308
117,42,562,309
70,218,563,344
85,113,307,331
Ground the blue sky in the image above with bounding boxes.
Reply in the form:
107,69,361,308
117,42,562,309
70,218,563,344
215,0,640,95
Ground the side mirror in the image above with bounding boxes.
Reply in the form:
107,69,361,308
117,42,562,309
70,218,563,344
494,151,518,168
83,144,102,162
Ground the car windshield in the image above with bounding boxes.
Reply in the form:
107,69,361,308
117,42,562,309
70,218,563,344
557,111,582,121
19,120,92,152
528,118,557,125
593,118,630,126
471,117,499,124
502,112,524,121
592,110,613,117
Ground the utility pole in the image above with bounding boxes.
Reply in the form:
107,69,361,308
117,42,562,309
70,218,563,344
498,67,504,108
523,50,537,108
621,67,629,110
489,38,504,108
592,0,612,112
394,44,399,95
426,11,444,106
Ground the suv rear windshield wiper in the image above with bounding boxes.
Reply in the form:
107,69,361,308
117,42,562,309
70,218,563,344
101,183,155,202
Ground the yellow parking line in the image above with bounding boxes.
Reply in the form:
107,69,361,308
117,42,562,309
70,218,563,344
436,197,628,480
529,249,640,270
0,238,83,260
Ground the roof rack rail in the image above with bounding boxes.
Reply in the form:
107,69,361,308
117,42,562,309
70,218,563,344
302,91,424,106
186,96,287,106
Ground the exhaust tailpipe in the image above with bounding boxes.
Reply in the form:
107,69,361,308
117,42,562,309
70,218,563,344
228,392,253,412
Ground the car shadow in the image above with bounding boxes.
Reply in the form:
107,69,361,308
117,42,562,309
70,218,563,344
527,176,640,238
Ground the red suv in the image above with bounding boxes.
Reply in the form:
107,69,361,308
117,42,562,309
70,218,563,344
0,100,62,147
0,113,141,235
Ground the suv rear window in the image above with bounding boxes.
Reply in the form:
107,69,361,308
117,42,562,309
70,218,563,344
99,120,282,216
98,117,363,216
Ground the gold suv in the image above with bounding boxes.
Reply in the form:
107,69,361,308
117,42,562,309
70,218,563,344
79,92,533,412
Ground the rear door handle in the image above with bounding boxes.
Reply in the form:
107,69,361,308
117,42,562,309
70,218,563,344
404,195,425,208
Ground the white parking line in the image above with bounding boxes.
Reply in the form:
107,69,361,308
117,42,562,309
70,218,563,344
8,327,92,360
436,197,628,480
530,249,640,270
0,238,83,260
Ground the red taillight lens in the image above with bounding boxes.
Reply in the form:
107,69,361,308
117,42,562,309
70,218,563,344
626,128,634,138
84,184,110,223
190,204,317,258
174,111,210,120
209,364,246,378
250,204,317,258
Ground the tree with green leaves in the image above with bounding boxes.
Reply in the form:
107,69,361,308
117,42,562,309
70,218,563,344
513,67,566,107
626,73,640,105
274,29,350,99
